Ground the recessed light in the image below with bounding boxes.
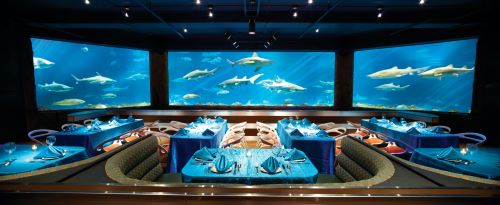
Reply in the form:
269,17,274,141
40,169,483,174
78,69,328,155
183,28,188,33
292,6,298,18
208,5,214,18
308,0,314,4
377,7,383,19
84,0,90,5
196,0,201,5
123,7,130,18
419,0,426,5
315,28,320,33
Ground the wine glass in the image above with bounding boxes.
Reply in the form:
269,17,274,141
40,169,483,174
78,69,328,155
46,135,57,146
466,143,478,156
381,114,386,120
3,142,16,165
400,118,407,127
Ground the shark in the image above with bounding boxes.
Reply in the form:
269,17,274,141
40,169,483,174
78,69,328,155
37,81,74,92
33,57,55,70
52,98,85,106
375,83,410,91
101,93,117,99
367,66,429,79
227,52,272,72
260,77,306,93
72,72,117,85
216,89,230,95
183,94,201,99
183,67,219,80
102,85,129,92
319,80,334,86
418,64,474,80
218,74,263,88
125,73,149,80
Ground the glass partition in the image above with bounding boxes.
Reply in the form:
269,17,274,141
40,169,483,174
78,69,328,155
168,51,335,107
353,38,477,113
31,38,151,110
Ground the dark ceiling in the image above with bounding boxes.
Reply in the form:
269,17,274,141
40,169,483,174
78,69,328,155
8,0,490,50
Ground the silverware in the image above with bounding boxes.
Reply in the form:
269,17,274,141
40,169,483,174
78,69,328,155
282,164,288,175
233,162,237,175
3,159,16,166
254,162,259,174
287,164,292,174
238,163,241,173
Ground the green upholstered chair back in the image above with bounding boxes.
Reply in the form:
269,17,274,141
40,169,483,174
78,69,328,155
335,136,395,185
105,135,164,184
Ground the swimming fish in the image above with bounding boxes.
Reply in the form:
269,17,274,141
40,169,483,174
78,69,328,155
37,81,74,92
218,74,263,88
367,66,429,79
418,64,474,80
216,90,230,95
183,67,219,80
375,83,410,91
102,85,129,92
324,89,334,94
227,52,272,72
72,72,117,85
87,104,108,109
125,73,149,80
183,94,200,99
319,80,334,86
52,98,85,106
33,57,55,69
101,93,117,99
260,77,306,93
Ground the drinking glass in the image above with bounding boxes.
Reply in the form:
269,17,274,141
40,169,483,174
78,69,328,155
466,143,478,156
400,118,407,127
46,135,57,146
3,142,16,164
381,114,386,120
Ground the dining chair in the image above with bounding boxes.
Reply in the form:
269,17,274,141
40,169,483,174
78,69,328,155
27,129,58,145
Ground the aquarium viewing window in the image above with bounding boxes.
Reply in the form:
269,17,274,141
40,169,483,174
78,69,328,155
31,38,151,110
352,38,477,113
168,51,335,107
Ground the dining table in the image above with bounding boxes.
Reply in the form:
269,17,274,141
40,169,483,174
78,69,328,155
167,117,228,173
410,147,500,180
181,148,318,185
0,145,87,176
52,117,144,155
276,118,335,175
361,118,459,152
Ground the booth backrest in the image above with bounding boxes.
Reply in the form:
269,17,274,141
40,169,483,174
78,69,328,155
105,135,163,184
335,137,395,184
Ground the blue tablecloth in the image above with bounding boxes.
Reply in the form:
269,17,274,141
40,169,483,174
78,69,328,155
182,148,318,184
276,119,335,175
361,119,458,152
53,119,144,155
168,120,228,173
0,145,87,176
410,148,500,180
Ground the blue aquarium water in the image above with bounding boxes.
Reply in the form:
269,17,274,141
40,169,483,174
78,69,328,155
353,38,477,113
32,38,151,110
168,52,335,106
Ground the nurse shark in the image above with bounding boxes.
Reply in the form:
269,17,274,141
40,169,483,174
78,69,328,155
37,81,74,92
218,74,263,88
227,52,272,72
260,77,306,93
183,67,219,80
375,83,410,91
418,64,474,80
368,66,429,79
33,57,55,70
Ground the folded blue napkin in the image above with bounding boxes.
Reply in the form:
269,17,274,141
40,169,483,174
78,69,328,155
281,118,290,124
215,117,224,123
284,148,306,161
89,124,102,132
214,154,233,173
202,128,215,136
406,127,421,135
316,130,329,138
437,147,463,160
193,147,215,161
429,127,447,134
290,129,304,137
369,117,378,123
34,146,64,160
301,118,311,125
195,117,204,123
127,115,135,123
390,117,399,124
175,128,189,136
261,156,281,174
110,116,119,122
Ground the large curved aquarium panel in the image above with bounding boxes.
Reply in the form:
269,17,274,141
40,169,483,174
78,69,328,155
168,52,335,107
32,38,151,110
353,38,477,113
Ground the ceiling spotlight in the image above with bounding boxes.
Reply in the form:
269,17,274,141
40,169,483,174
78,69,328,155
233,41,237,46
292,6,298,18
248,18,256,35
377,7,383,19
208,5,214,18
183,28,188,33
308,0,314,4
84,0,90,5
266,41,271,46
123,7,130,18
224,32,232,40
419,0,426,5
196,0,201,5
315,28,320,33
